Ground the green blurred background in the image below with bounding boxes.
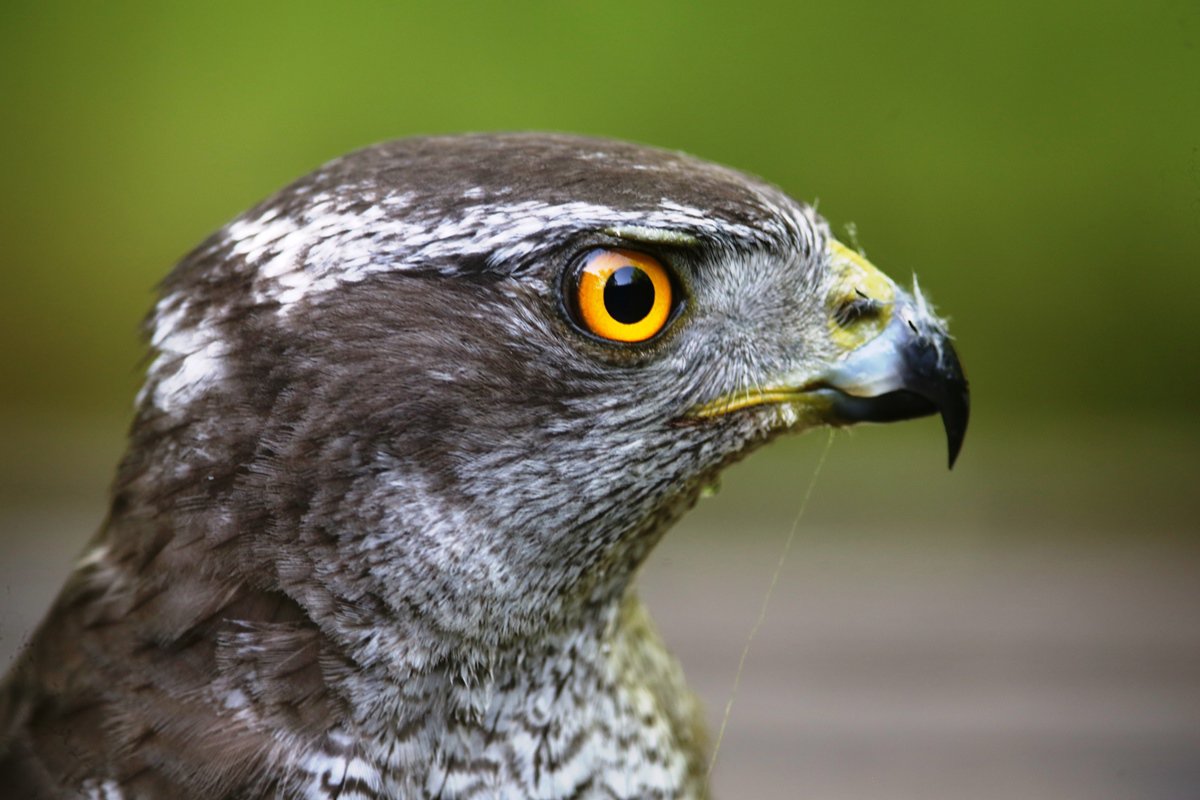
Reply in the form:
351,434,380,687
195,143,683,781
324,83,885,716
2,2,1198,798
2,0,1198,523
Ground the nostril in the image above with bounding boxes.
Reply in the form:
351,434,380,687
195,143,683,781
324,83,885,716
834,293,884,327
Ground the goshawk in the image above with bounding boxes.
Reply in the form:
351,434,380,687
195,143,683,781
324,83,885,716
0,133,967,799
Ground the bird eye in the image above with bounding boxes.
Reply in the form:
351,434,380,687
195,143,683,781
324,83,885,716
572,248,674,343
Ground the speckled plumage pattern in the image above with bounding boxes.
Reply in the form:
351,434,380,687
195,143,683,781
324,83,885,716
0,134,965,799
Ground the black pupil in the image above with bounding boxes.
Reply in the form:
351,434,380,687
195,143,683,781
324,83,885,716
603,266,656,324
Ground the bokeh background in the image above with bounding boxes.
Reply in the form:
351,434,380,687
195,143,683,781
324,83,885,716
2,2,1198,797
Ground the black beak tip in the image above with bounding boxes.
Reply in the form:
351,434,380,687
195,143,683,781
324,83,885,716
942,384,969,469
936,348,970,470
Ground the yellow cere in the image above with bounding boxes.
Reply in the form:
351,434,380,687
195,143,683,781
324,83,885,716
825,240,894,351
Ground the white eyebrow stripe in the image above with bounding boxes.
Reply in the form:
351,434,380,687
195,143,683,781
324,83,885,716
138,190,819,416
225,196,802,315
139,293,230,415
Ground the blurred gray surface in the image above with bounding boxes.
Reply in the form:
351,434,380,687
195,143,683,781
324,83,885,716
643,531,1200,800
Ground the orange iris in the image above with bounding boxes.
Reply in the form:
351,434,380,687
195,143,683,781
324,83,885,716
575,248,673,343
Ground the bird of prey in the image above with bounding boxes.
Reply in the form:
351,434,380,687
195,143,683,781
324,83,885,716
0,134,967,799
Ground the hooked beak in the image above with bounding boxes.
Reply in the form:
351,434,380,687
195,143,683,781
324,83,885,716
819,287,970,468
687,241,969,468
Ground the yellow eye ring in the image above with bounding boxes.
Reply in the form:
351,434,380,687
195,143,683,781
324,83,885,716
574,248,674,343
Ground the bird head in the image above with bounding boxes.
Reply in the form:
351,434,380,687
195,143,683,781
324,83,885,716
125,134,966,662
